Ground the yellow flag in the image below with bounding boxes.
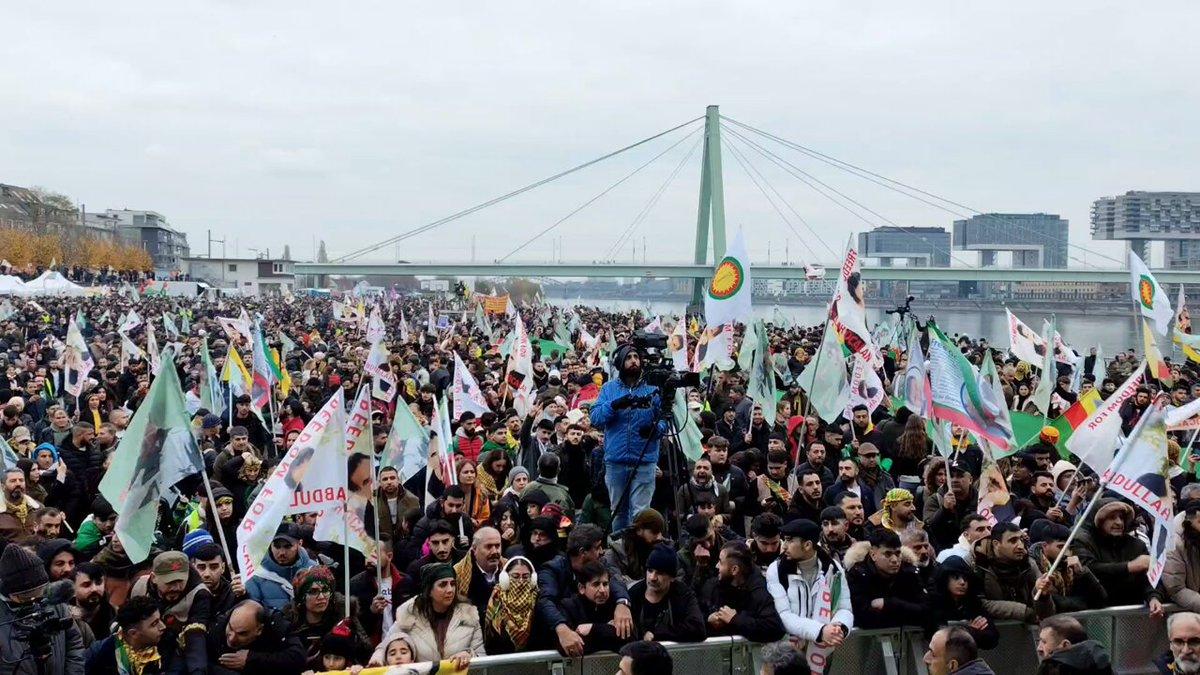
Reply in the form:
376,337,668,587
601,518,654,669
272,348,292,396
1143,319,1173,385
222,346,252,390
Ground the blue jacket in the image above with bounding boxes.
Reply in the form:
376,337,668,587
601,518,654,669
536,553,631,629
589,379,667,466
245,547,318,611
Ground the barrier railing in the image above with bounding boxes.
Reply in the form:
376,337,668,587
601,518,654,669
335,604,1175,675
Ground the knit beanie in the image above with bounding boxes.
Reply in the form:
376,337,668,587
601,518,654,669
646,545,678,577
631,508,666,535
1,543,48,596
294,566,336,600
182,529,215,559
508,466,530,484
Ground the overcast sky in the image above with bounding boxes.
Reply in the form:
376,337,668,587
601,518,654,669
5,2,1198,267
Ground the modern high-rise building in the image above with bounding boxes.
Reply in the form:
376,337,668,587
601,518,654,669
857,226,951,266
952,213,1068,268
1091,191,1200,269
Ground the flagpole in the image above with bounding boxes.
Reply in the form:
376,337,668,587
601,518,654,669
198,462,235,572
368,374,386,599
803,312,836,420
1033,394,1162,600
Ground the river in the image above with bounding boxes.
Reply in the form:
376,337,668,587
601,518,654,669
548,296,1147,356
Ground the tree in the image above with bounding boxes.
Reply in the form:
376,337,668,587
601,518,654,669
317,240,328,263
27,186,78,234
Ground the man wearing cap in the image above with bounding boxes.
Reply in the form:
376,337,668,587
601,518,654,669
128,550,213,675
627,545,706,643
923,461,978,550
244,523,318,611
766,517,852,665
8,425,33,456
0,543,85,671
590,343,668,534
1072,498,1155,608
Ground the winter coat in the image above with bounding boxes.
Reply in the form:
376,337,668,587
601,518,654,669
844,541,928,629
589,377,667,466
628,578,707,643
84,636,160,675
979,556,1055,623
1163,524,1200,612
207,606,306,675
1072,499,1152,606
1035,639,1114,675
536,554,631,629
923,486,979,551
1027,541,1108,613
766,550,854,642
929,555,998,650
697,568,784,643
521,477,574,512
129,570,212,675
370,598,484,665
561,594,632,655
244,547,319,611
0,600,84,675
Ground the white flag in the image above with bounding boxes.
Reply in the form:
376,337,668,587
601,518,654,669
668,320,689,372
1131,250,1173,336
703,230,753,328
1067,363,1145,475
366,306,385,345
452,353,491,419
1006,309,1047,365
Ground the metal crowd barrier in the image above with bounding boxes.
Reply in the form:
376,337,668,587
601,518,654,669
339,604,1176,675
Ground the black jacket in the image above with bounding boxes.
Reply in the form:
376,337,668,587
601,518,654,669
207,608,306,675
696,569,785,643
628,579,707,643
1035,639,1114,675
929,556,998,650
536,554,631,630
560,594,632,655
845,545,929,629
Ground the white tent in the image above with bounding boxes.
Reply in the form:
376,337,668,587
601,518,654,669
23,270,85,296
0,275,27,295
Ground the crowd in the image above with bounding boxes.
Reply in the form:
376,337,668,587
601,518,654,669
0,288,1198,675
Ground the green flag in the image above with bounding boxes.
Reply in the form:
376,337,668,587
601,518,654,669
383,401,431,481
532,338,572,361
745,320,779,427
798,323,850,423
1031,317,1056,417
99,350,204,563
672,389,705,461
199,337,222,414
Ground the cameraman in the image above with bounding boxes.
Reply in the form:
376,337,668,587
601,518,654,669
590,344,668,534
0,543,85,674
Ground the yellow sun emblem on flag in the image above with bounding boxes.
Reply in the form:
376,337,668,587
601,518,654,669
708,257,744,300
1139,275,1155,309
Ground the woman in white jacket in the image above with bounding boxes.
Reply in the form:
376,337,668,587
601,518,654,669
765,519,853,672
369,562,485,669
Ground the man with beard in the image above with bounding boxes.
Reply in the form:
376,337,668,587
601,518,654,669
824,457,879,515
1165,503,1200,612
1072,498,1154,608
74,562,115,640
849,405,879,449
0,467,40,534
129,551,213,675
980,523,1055,623
1035,615,1114,674
349,530,405,643
871,488,921,535
95,422,119,453
227,394,269,451
554,423,594,509
901,529,940,593
748,513,783,571
408,486,475,557
794,442,834,489
628,545,706,643
1156,611,1200,675
698,542,784,643
677,514,727,593
1120,386,1152,435
923,461,979,550
753,449,792,520
374,466,419,544
853,442,895,509
540,524,636,657
57,422,98,523
607,508,671,585
452,411,484,462
706,437,748,535
820,506,854,563
937,515,991,566
1028,471,1069,525
675,456,729,518
244,524,318,611
38,538,77,582
766,519,852,655
836,493,872,541
189,543,245,615
454,527,505,622
401,520,464,602
787,469,825,524
32,506,65,539
846,528,928,629
590,344,669,534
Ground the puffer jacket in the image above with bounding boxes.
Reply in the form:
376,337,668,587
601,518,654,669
1163,521,1200,611
589,372,668,466
698,568,785,643
244,547,318,611
1072,499,1152,606
766,550,853,642
370,598,484,665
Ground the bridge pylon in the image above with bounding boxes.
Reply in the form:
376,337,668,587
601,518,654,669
690,105,727,308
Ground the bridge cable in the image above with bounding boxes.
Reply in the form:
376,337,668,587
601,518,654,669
723,125,977,268
603,133,704,262
719,136,818,265
332,116,704,262
720,128,835,261
722,116,1119,268
497,126,703,262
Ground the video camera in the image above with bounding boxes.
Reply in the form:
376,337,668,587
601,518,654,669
884,295,916,318
2,581,74,665
630,329,701,402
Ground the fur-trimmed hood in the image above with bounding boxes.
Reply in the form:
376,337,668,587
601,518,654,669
1092,498,1136,531
842,541,918,570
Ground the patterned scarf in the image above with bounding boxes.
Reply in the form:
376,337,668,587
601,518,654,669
115,633,161,675
476,470,499,504
766,477,791,506
5,497,27,523
484,580,536,649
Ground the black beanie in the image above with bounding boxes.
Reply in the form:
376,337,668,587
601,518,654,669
1,543,49,596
